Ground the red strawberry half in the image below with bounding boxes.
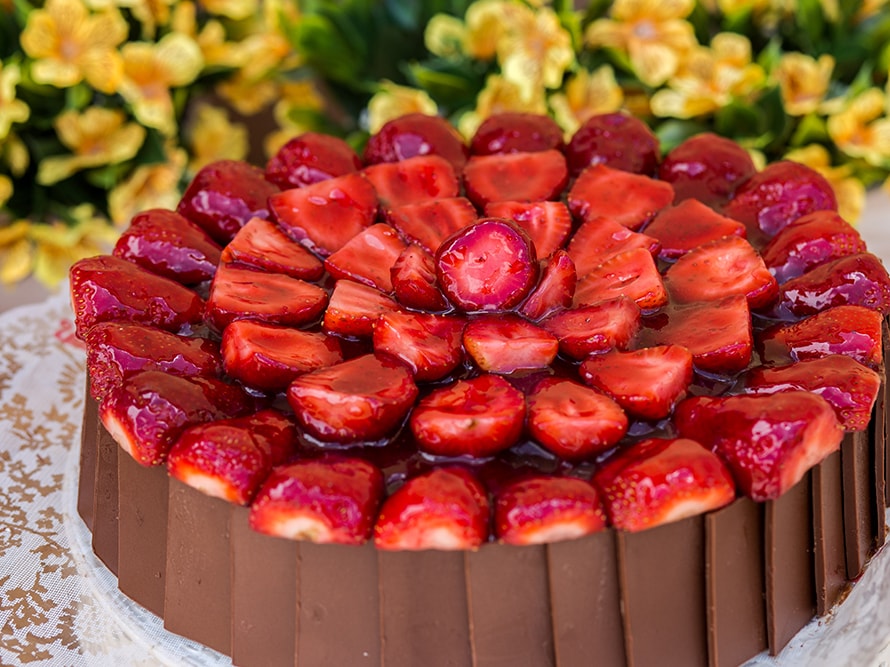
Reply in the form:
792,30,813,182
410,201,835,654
324,223,406,293
568,164,674,231
363,113,468,173
390,244,449,311
519,250,577,321
463,314,558,374
658,132,756,206
642,199,746,261
470,112,564,155
264,132,361,190
323,279,400,338
220,217,324,281
463,149,569,208
362,154,460,208
566,215,661,278
574,247,668,312
484,200,572,258
372,311,465,382
541,297,641,360
384,196,478,254
566,112,660,176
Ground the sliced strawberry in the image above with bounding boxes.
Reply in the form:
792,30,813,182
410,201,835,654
580,345,694,421
568,164,674,231
484,200,572,258
220,217,324,281
519,250,577,321
592,437,736,532
177,160,278,244
674,391,844,501
113,208,222,285
372,311,465,381
436,218,538,312
287,354,418,443
566,215,661,278
363,113,469,173
384,197,478,254
323,279,400,338
526,377,627,460
167,409,297,505
204,264,328,333
462,314,558,374
221,320,343,393
664,235,778,309
268,172,378,256
362,154,460,208
410,374,526,458
565,112,660,176
642,199,747,261
494,476,607,545
264,132,361,190
574,247,668,312
250,457,384,545
743,355,881,431
69,255,205,338
374,467,490,550
471,112,564,156
540,297,641,360
462,149,568,208
324,223,406,293
390,244,449,311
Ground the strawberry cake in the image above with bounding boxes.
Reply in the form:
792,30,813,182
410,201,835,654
72,112,889,667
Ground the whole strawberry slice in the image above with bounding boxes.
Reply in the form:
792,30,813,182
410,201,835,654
519,250,577,321
374,467,490,550
436,218,538,312
568,164,674,231
363,113,468,173
494,475,607,545
113,208,222,285
579,345,694,421
593,437,736,532
565,112,660,176
220,217,324,281
743,355,881,431
287,354,418,443
410,375,526,458
484,200,572,258
323,279,400,338
264,132,361,190
69,255,205,338
463,149,568,208
471,112,564,155
362,154,460,208
384,197,478,254
167,409,297,505
566,215,661,278
674,391,844,501
642,199,746,261
463,314,559,374
574,247,668,312
268,172,378,256
540,297,641,360
221,320,343,393
324,223,406,293
390,244,449,312
372,311,465,382
251,457,385,545
526,377,627,461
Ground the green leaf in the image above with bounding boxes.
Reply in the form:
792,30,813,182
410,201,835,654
654,119,710,152
295,13,366,88
404,61,484,110
133,129,167,165
789,113,829,148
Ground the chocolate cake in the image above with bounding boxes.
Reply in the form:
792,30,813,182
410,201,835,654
72,112,890,666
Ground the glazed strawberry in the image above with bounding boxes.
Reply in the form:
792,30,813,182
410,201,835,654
220,217,324,281
470,112,564,155
566,215,661,277
384,197,477,253
324,223,406,293
484,200,572,257
657,132,756,206
568,164,674,231
264,132,361,189
463,314,558,373
541,297,641,360
436,218,538,312
167,409,297,505
113,208,222,285
410,375,526,458
580,345,694,421
757,304,884,369
204,264,328,333
372,311,465,381
221,320,343,392
776,252,890,317
287,354,418,443
268,172,378,256
84,322,221,400
363,113,468,173
322,279,400,338
593,437,736,532
250,457,385,545
362,154,460,208
177,160,278,244
642,199,746,261
760,210,866,283
664,235,778,309
390,244,449,311
462,149,568,207
494,476,607,545
674,391,844,501
519,250,577,321
100,370,252,466
574,247,668,311
526,377,627,460
743,355,881,431
69,255,205,338
565,112,660,176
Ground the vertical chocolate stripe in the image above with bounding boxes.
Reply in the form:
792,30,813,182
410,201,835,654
77,384,98,529
873,381,887,530
811,452,847,616
465,543,554,666
548,531,625,667
841,430,874,578
92,423,119,575
705,499,767,667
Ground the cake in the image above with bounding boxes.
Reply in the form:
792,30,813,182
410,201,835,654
71,111,890,667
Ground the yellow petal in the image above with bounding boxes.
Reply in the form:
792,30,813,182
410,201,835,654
0,237,34,285
155,32,204,87
0,174,11,207
629,40,681,87
425,14,466,57
367,82,438,134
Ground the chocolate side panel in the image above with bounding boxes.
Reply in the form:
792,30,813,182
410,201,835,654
548,531,625,667
77,383,98,529
877,317,888,513
885,317,890,508
92,422,119,575
811,451,846,616
841,430,874,578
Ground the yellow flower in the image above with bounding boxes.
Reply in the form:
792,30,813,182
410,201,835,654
425,14,467,58
187,104,248,174
37,108,146,185
367,82,439,134
0,64,30,141
498,6,574,97
108,146,187,225
0,220,34,285
20,0,127,94
171,3,244,69
585,0,697,87
458,74,548,139
273,79,325,131
0,174,11,208
827,88,890,167
550,65,624,136
3,133,29,176
784,145,866,223
464,0,531,60
772,53,834,116
29,211,120,287
200,0,258,20
216,73,279,117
